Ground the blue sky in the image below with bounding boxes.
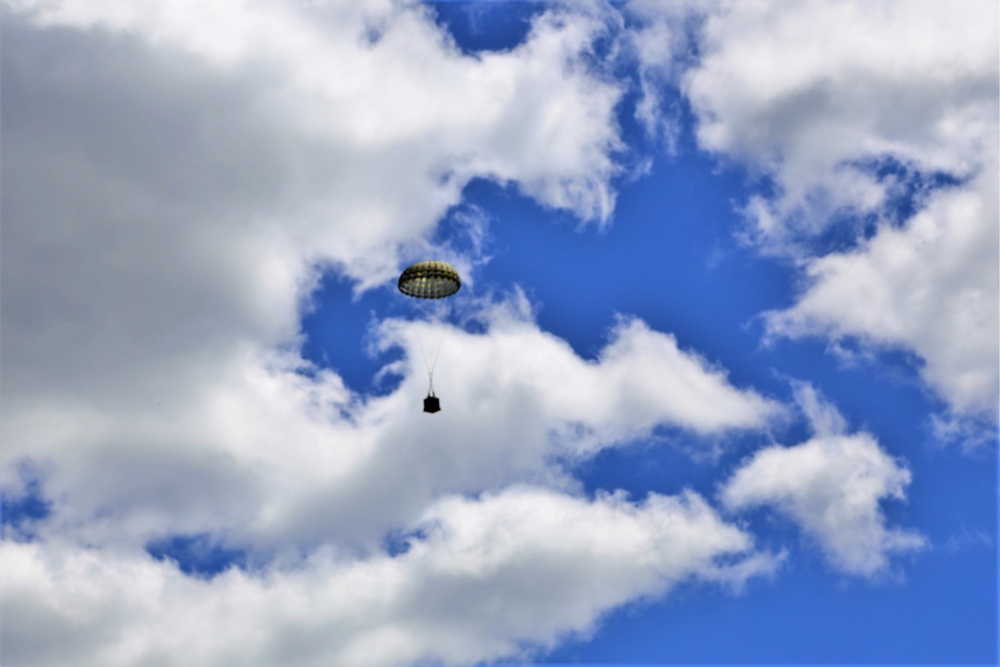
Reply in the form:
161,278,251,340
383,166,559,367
1,1,997,666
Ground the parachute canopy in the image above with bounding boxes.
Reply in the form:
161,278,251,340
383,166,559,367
398,260,461,299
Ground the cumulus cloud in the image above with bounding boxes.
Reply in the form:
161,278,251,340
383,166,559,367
382,299,782,440
681,0,998,242
2,0,630,409
1,302,783,662
1,3,786,664
10,0,625,232
1,487,781,667
721,387,926,577
6,0,627,400
0,0,632,535
629,0,999,426
766,160,999,420
4,296,781,553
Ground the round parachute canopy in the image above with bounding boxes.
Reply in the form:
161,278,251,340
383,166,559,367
398,260,461,299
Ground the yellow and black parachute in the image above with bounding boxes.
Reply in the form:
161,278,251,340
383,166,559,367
397,260,461,413
397,260,461,300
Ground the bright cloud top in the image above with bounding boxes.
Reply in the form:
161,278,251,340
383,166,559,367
631,0,999,422
10,0,623,242
721,387,926,577
4,297,781,553
2,487,781,667
766,160,1000,419
681,0,998,241
381,302,782,440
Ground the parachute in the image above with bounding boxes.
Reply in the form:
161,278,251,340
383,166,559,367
397,260,461,299
397,260,461,413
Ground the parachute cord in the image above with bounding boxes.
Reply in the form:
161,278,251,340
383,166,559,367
416,321,444,396
426,324,444,396
429,326,444,376
416,326,432,377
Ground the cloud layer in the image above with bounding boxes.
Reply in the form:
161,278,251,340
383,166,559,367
633,0,999,423
683,0,998,242
2,3,786,664
766,162,999,419
0,1,966,664
2,487,781,667
721,384,926,579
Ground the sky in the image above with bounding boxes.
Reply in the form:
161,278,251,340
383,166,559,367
0,1,997,666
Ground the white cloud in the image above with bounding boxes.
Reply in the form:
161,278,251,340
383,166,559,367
681,0,998,243
4,297,781,553
1,0,634,413
1,487,781,667
3,0,626,415
629,0,999,425
623,0,695,150
9,0,625,231
0,4,787,664
789,381,848,438
0,0,631,536
721,388,925,576
383,301,783,440
766,162,999,420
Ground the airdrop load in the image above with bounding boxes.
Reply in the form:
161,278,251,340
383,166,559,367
397,260,461,413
